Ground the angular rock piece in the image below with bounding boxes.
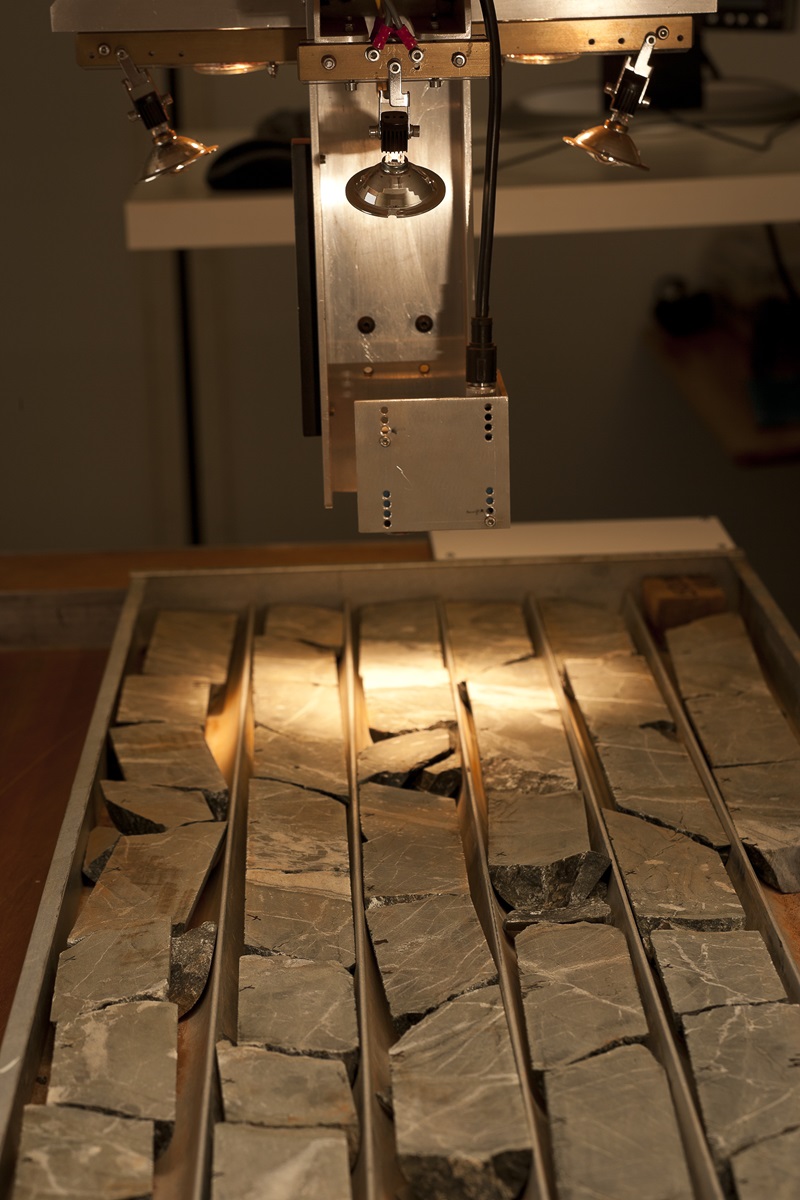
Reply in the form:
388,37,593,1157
641,574,727,632
244,876,355,970
667,612,770,699
417,750,462,798
545,1044,692,1200
169,921,217,1016
83,826,120,883
731,1126,800,1200
212,1124,352,1200
110,723,229,819
686,692,799,768
360,783,468,901
517,923,647,1070
445,601,532,678
359,643,450,689
469,677,577,797
254,681,343,742
265,603,343,651
13,1104,153,1200
253,633,340,689
247,780,349,881
68,874,161,947
564,656,671,728
715,760,800,892
97,823,226,935
390,986,531,1200
253,726,348,798
116,674,211,728
504,894,611,935
359,598,441,644
48,1001,178,1145
217,1042,359,1160
488,791,608,909
538,597,635,659
237,956,359,1080
101,781,213,834
357,728,454,788
51,918,172,1024
142,609,236,683
605,810,744,935
651,928,785,1018
367,893,496,1031
684,1001,800,1165
362,684,455,740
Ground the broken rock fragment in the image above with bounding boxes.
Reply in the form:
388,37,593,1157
82,826,120,883
101,780,214,834
12,1104,153,1200
714,759,800,892
538,597,635,659
51,918,172,1024
360,782,468,901
237,955,359,1081
367,893,496,1031
253,681,343,741
253,726,348,798
469,675,576,797
252,633,340,688
731,1126,800,1200
357,727,454,788
264,603,343,650
169,921,217,1016
390,986,531,1200
212,1123,352,1200
362,684,455,740
142,609,236,684
110,723,229,819
650,928,785,1019
116,674,211,728
503,893,611,935
244,876,355,970
247,779,349,880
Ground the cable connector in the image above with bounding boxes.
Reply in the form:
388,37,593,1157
466,315,497,387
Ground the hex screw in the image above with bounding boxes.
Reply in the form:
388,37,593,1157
409,48,424,65
380,435,391,447
365,47,381,62
415,314,434,333
321,54,337,70
484,516,497,527
451,52,467,68
656,25,670,38
388,58,402,74
358,316,376,334
98,43,111,56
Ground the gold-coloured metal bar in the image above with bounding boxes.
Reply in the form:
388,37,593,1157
74,15,691,71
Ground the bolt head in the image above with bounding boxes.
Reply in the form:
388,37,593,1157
484,516,497,528
98,43,111,56
451,52,467,68
365,47,381,62
321,54,337,70
379,436,391,447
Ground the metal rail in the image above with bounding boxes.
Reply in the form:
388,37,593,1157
622,591,800,1004
525,595,726,1200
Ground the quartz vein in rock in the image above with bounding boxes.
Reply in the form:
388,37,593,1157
237,956,359,1081
545,1043,692,1200
390,986,531,1200
357,728,454,788
48,1000,178,1144
367,893,496,1031
217,1041,359,1160
504,894,611,935
115,674,211,728
110,723,229,819
715,760,800,892
244,876,355,969
517,922,647,1070
246,780,349,880
651,928,785,1018
12,1104,153,1200
68,874,161,946
142,610,236,683
683,1001,800,1165
252,681,344,742
731,1126,800,1200
253,726,348,798
51,918,172,1024
488,790,608,909
605,810,744,935
212,1123,352,1200
469,673,576,797
101,781,214,834
265,603,343,650
360,783,468,901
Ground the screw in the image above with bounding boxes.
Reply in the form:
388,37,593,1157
451,51,467,68
484,516,497,528
430,77,443,88
415,314,433,333
409,47,424,65
267,61,278,76
346,80,358,91
365,46,381,62
357,316,376,334
656,25,670,38
321,54,337,70
388,58,402,74
380,435,391,447
98,43,111,56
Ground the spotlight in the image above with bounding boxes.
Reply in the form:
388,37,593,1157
346,111,445,218
116,49,217,183
564,32,656,171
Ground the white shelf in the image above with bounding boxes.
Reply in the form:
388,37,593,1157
125,122,800,250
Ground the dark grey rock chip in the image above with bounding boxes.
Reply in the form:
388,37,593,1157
264,603,343,650
244,876,355,970
247,779,349,880
237,956,359,1081
360,783,468,901
83,826,120,883
605,810,744,936
503,894,611,935
731,1126,800,1200
650,928,785,1019
517,922,647,1070
469,678,576,797
212,1123,352,1200
142,609,236,684
101,781,214,834
12,1104,153,1200
545,1043,693,1200
48,1000,178,1151
715,760,800,892
417,750,462,797
217,1041,359,1161
488,790,608,909
357,728,454,788
390,986,532,1200
110,723,229,819
169,921,217,1016
253,726,348,798
115,674,211,728
362,684,455,740
367,893,496,1032
683,1001,800,1165
51,918,172,1024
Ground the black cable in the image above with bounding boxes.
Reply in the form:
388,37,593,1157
765,223,800,304
475,0,502,320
